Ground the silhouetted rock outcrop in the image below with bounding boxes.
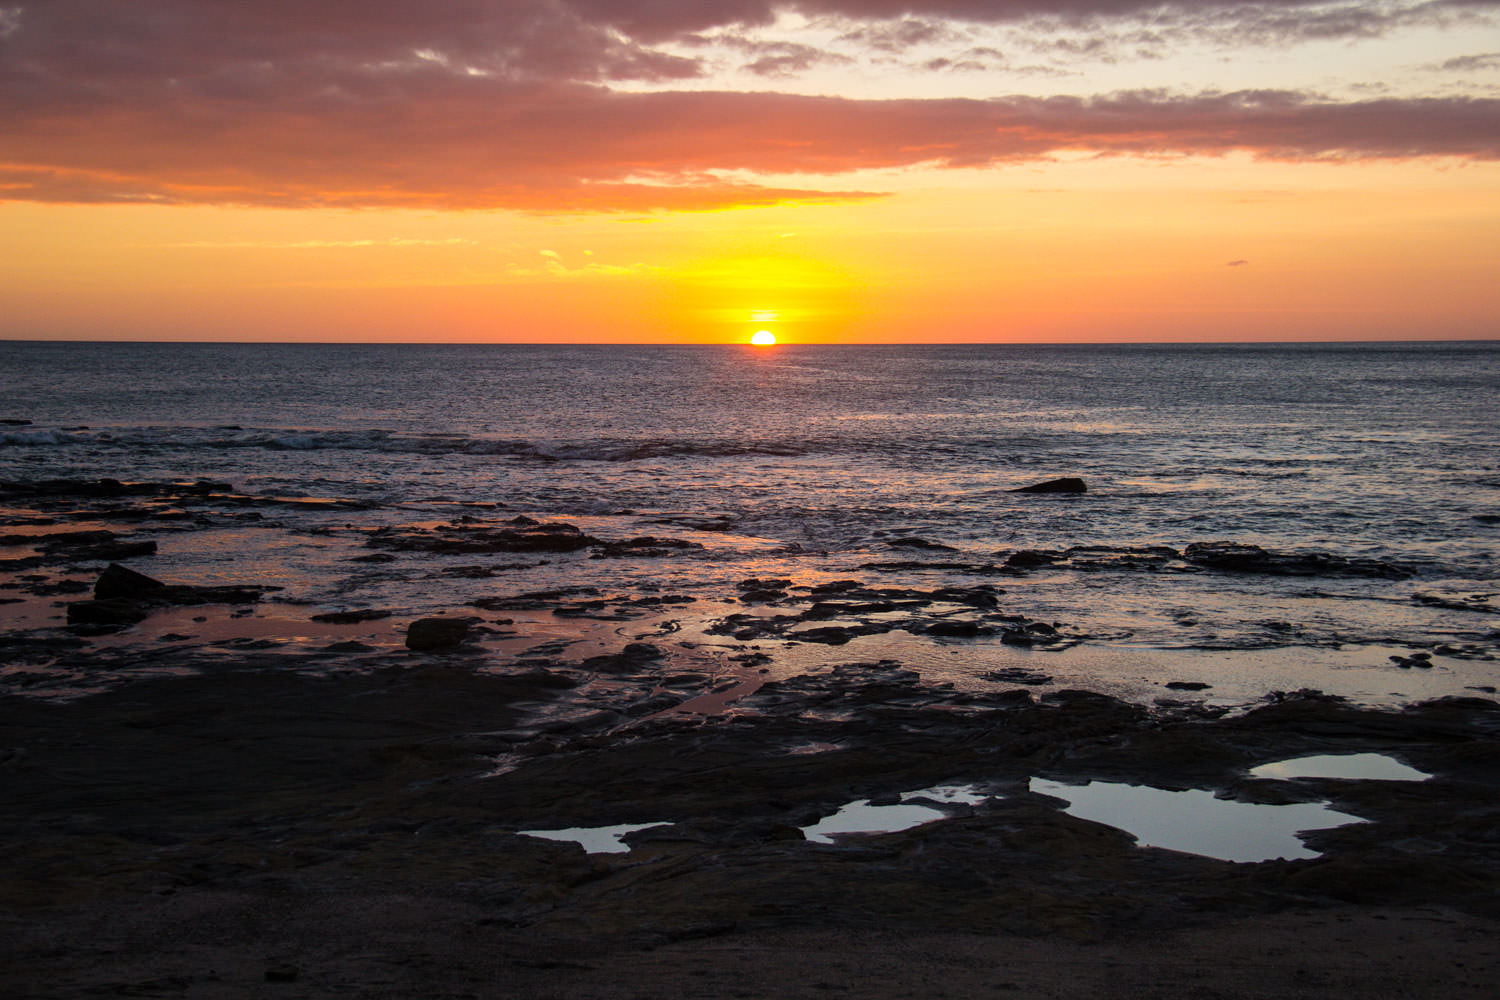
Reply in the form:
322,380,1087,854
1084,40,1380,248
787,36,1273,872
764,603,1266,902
1010,477,1086,494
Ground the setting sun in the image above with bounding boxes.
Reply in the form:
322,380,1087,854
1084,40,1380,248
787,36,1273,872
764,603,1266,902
750,330,776,346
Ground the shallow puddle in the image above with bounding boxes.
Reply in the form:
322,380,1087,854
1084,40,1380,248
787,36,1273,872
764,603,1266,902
1250,753,1431,782
801,783,992,844
1029,777,1365,863
517,822,670,854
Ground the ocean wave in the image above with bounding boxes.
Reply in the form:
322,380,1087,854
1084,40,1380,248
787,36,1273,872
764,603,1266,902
0,425,809,463
0,430,77,447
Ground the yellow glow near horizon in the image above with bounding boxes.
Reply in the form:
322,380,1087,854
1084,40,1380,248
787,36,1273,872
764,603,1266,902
1,156,1497,343
750,330,776,345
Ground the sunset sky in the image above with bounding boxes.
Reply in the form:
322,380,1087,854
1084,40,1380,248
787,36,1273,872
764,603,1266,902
2,1,1498,343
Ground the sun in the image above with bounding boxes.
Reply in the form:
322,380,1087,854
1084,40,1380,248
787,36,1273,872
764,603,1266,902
750,330,776,346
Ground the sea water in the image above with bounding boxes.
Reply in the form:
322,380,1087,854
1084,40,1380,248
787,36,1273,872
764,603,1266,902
3,341,1498,701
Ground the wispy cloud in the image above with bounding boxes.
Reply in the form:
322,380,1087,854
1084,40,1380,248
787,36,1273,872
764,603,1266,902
159,238,479,249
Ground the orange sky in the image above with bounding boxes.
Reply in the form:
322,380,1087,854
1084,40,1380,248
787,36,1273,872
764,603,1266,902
2,2,1498,343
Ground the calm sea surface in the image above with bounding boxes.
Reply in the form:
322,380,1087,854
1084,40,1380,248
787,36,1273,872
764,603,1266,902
3,341,1498,703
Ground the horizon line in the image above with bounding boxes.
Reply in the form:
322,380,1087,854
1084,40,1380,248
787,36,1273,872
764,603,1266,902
4,336,1499,348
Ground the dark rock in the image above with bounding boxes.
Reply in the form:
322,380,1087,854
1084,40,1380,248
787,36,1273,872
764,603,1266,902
93,562,167,600
801,600,898,620
859,560,1004,574
807,580,864,597
985,668,1052,685
1010,477,1086,494
310,609,392,624
264,964,298,983
322,640,377,653
738,577,791,591
929,586,1000,608
515,668,578,689
371,520,600,555
1184,541,1412,579
887,537,957,551
1000,629,1034,646
1004,549,1064,569
1166,681,1212,691
927,620,993,638
621,642,664,661
65,598,151,626
1413,593,1494,613
592,535,704,558
405,617,472,651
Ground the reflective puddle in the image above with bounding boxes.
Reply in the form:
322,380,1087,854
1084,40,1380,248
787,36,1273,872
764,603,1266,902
517,822,670,854
1249,753,1431,782
801,783,993,844
1028,778,1366,863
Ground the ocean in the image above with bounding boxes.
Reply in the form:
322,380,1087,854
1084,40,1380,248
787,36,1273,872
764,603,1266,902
3,340,1498,705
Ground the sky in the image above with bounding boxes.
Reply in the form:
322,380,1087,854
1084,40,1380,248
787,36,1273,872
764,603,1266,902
1,0,1498,344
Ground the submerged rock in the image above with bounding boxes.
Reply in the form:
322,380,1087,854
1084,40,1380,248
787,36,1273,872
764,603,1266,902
1010,477,1087,494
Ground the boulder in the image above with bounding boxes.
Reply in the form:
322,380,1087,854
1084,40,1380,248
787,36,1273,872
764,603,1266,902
1009,477,1086,494
93,563,167,600
405,617,472,651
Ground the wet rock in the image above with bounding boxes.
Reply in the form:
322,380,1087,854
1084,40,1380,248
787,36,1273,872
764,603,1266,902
859,560,1005,574
785,624,894,645
1004,549,1064,569
88,563,267,607
581,642,666,673
1413,592,1495,614
65,598,151,626
1010,477,1086,494
371,520,601,555
405,617,472,651
591,536,704,558
648,514,735,532
1183,541,1412,579
310,609,392,624
801,600,898,620
928,585,1000,608
927,620,993,638
986,668,1052,685
738,577,791,592
887,537,957,551
472,586,602,611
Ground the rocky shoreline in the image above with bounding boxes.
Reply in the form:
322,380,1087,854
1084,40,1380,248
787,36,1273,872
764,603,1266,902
4,478,1500,997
